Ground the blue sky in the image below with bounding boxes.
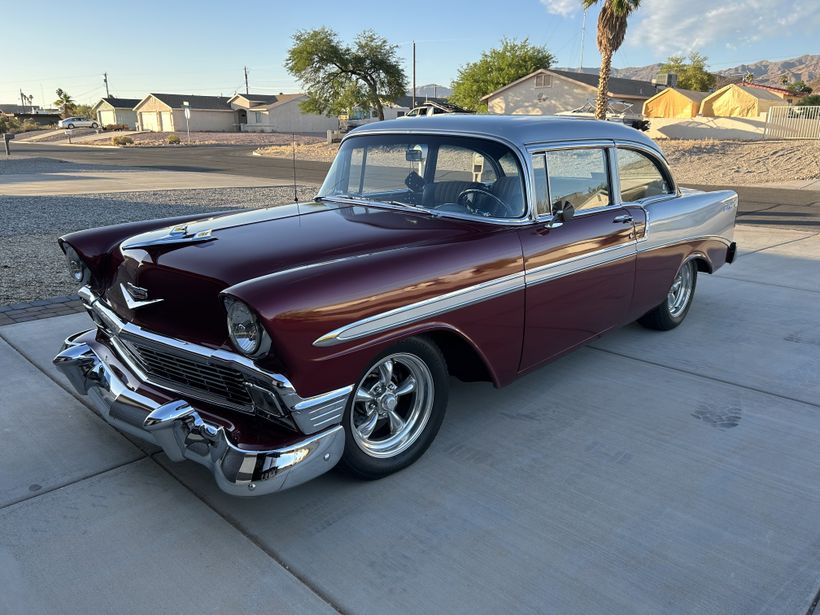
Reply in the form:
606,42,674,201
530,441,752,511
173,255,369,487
4,0,818,106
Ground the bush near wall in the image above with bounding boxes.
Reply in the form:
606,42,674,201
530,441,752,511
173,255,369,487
103,124,130,131
111,135,134,146
167,134,181,144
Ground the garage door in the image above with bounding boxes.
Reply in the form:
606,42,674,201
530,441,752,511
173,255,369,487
140,112,159,132
98,110,116,126
160,112,173,132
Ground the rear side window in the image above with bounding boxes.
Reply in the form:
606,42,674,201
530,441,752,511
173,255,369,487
546,148,611,212
617,148,672,202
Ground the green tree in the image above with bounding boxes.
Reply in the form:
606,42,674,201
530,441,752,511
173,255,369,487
54,88,75,117
583,0,642,120
449,38,554,112
786,80,812,95
659,52,716,91
798,93,820,105
285,28,406,121
73,103,95,120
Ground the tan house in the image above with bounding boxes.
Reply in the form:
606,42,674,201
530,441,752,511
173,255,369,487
134,94,234,132
228,93,338,133
481,69,660,116
91,97,140,129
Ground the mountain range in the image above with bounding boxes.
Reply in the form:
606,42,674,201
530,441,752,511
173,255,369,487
613,54,820,89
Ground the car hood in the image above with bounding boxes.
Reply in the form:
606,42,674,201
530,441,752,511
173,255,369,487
104,200,491,344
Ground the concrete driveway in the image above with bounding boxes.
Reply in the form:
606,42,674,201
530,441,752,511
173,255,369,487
1,225,819,614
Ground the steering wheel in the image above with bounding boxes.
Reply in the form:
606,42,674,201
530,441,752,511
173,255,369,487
456,188,512,218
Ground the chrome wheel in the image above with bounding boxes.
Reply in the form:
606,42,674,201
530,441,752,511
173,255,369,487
350,353,434,459
668,262,694,318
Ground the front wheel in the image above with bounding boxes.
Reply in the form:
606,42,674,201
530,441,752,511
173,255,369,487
638,259,698,330
339,337,448,480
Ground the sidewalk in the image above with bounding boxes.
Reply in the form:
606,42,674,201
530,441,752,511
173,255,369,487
2,225,820,614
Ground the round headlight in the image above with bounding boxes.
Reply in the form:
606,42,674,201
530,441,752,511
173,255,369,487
226,299,263,356
63,244,91,286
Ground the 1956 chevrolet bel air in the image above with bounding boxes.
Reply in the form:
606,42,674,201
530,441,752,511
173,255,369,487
54,115,737,496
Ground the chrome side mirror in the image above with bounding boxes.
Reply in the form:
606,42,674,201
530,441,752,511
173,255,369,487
546,202,575,228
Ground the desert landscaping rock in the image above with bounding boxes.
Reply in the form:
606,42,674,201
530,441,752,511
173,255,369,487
0,185,315,305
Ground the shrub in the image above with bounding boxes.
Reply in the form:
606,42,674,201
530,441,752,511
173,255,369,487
111,135,134,146
103,123,129,131
167,134,181,145
798,94,820,106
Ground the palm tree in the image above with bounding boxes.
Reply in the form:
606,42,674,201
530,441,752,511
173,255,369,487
582,0,641,120
54,88,75,117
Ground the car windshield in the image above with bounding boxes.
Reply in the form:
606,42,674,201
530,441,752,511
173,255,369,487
318,134,527,220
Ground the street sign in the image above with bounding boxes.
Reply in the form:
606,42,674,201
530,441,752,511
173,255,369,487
183,101,190,120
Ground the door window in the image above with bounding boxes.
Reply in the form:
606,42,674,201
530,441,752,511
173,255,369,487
617,148,672,202
546,148,611,213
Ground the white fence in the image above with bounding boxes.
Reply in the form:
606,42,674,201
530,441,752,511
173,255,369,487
764,106,820,139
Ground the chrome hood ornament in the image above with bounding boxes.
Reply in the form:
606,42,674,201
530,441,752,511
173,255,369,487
122,225,216,250
121,282,164,309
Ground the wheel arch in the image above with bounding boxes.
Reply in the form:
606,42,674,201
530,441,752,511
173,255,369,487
418,327,499,387
684,251,713,274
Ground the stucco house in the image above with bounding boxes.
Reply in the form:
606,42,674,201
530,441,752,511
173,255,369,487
481,69,661,116
228,93,338,133
134,94,234,132
91,97,140,129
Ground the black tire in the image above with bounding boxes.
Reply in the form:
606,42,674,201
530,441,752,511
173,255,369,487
339,337,448,480
67,123,75,129
638,260,698,331
91,122,98,129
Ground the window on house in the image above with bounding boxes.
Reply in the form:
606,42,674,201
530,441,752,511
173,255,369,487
254,111,262,123
535,74,552,88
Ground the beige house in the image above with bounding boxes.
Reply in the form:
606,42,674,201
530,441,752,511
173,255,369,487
91,97,140,129
134,94,235,132
228,93,338,133
481,69,660,116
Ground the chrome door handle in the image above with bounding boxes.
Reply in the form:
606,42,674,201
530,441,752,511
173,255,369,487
613,214,633,224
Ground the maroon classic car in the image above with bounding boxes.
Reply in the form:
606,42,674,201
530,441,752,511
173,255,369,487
54,115,737,496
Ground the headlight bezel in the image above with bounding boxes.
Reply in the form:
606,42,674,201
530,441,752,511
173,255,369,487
223,296,271,359
62,243,92,286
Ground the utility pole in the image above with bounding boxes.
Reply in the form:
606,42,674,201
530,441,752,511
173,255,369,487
103,72,110,97
244,66,249,95
412,41,416,109
578,10,587,72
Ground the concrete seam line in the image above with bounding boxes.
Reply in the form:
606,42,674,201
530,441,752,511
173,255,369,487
0,456,145,512
735,230,820,258
0,332,144,451
714,275,820,296
145,454,349,615
806,584,820,615
587,345,820,410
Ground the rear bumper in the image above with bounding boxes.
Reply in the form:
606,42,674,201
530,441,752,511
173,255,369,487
54,330,344,496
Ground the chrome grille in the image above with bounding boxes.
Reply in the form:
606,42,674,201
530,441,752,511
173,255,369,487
115,334,254,411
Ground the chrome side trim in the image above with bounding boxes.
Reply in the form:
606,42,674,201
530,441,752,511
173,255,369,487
313,270,526,347
636,234,732,253
312,232,732,347
525,242,636,287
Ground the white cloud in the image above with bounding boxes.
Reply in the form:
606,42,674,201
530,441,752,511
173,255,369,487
636,0,820,55
540,0,579,17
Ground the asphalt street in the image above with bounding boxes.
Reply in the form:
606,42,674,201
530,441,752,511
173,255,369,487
13,142,820,230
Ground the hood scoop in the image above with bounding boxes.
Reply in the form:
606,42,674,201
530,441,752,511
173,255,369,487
122,224,216,250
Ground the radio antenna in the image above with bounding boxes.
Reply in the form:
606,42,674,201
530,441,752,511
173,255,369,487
291,132,300,213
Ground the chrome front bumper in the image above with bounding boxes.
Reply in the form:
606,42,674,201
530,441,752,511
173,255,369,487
54,331,345,496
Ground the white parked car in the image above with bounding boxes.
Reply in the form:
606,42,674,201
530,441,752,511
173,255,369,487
58,117,99,129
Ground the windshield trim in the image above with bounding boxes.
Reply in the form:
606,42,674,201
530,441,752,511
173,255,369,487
327,129,537,225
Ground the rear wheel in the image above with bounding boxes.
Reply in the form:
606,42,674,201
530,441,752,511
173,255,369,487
339,337,448,479
67,123,75,129
638,260,698,330
91,122,98,129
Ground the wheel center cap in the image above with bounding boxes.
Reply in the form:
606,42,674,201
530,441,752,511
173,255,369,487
381,394,398,412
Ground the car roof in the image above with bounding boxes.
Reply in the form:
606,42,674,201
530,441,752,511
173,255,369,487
349,114,661,154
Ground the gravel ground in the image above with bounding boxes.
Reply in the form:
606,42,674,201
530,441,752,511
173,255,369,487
0,185,316,305
657,139,820,184
82,131,326,147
